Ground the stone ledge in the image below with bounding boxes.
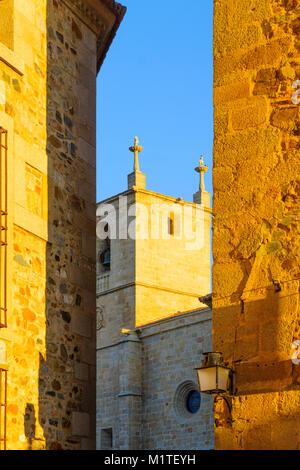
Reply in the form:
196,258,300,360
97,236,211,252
0,43,25,76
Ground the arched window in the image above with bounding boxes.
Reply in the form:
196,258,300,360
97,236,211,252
98,224,111,272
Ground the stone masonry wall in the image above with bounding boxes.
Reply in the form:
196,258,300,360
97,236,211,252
140,309,214,450
96,308,214,450
0,0,48,449
213,0,300,449
44,0,98,449
135,190,211,327
0,0,121,450
96,191,136,348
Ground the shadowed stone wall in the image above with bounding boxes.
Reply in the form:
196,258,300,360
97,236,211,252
213,0,300,450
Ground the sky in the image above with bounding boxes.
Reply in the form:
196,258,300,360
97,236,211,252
96,0,213,204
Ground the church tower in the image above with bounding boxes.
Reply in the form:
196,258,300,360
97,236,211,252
96,138,212,449
96,138,211,346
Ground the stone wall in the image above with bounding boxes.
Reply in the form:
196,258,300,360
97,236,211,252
96,190,136,348
0,0,124,451
96,308,214,450
140,309,214,450
213,0,300,450
135,189,211,326
45,1,98,448
0,0,49,449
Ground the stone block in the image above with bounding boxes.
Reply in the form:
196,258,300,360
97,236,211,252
270,107,299,130
81,339,96,365
78,43,97,74
253,81,279,97
214,127,281,167
214,81,250,105
71,309,92,338
82,288,96,313
72,412,90,437
212,262,245,297
240,38,290,71
230,97,267,130
74,361,89,381
214,105,229,137
79,63,96,92
235,360,292,394
69,264,95,291
82,231,96,259
128,171,146,190
78,137,96,168
81,438,95,450
77,120,96,146
212,166,234,193
234,336,259,361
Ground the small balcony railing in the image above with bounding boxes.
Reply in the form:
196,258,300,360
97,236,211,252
97,274,110,294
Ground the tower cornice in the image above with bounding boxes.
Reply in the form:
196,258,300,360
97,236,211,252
62,0,126,72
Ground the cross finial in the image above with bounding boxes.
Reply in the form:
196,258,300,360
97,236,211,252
195,156,208,191
129,136,143,172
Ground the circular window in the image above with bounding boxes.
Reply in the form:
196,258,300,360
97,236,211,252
186,390,201,414
174,381,201,419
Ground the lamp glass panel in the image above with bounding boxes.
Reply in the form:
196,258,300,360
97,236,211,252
197,367,217,392
217,366,230,391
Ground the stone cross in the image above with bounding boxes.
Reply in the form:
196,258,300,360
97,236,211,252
195,156,208,191
129,136,143,172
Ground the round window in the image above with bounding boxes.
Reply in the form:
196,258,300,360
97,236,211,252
186,390,201,414
174,381,201,419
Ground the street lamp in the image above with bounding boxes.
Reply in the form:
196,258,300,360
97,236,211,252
195,352,234,413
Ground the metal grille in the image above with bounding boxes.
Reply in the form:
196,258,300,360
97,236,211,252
0,128,7,328
0,367,7,450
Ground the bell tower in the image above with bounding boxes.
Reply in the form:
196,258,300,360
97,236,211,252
96,138,212,449
96,138,211,345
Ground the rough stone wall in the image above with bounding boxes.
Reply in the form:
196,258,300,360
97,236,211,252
96,308,214,450
213,0,300,450
0,0,122,450
0,0,48,450
43,0,98,450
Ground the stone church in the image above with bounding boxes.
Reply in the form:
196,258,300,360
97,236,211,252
1,0,299,452
96,139,214,449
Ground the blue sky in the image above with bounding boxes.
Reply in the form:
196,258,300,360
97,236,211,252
96,0,213,204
